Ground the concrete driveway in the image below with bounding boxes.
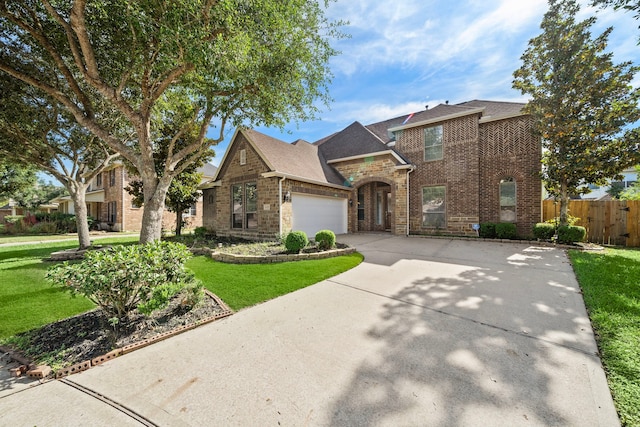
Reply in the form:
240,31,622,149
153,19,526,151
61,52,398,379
0,235,618,426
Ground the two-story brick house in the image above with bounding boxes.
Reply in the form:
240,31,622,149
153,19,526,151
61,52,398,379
54,163,217,232
202,100,541,239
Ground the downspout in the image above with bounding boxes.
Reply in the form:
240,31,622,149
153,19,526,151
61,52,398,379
406,167,415,236
279,176,286,237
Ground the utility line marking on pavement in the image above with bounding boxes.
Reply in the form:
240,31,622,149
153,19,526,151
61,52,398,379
60,378,158,427
327,279,599,359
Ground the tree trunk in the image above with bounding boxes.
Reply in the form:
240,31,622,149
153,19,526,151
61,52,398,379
559,182,570,227
175,211,183,236
139,175,172,244
71,187,92,249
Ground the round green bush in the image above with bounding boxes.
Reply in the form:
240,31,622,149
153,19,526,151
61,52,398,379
557,225,586,244
533,223,555,240
315,230,336,251
285,231,309,253
479,222,497,238
495,222,517,239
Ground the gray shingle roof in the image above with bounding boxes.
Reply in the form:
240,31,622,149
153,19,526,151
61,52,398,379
243,129,347,186
315,121,390,161
456,100,525,118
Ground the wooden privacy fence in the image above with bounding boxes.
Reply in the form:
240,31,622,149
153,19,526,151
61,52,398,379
542,200,640,247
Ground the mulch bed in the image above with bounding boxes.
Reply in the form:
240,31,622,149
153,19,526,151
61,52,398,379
3,291,230,375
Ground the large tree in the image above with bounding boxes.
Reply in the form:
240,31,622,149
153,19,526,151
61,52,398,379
592,0,640,16
0,160,37,199
0,0,342,243
0,76,119,248
126,105,213,237
513,0,640,225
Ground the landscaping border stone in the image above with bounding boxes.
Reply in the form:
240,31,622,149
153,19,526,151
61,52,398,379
2,291,233,381
190,245,356,264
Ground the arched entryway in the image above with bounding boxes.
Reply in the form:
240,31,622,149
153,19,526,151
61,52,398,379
354,179,393,232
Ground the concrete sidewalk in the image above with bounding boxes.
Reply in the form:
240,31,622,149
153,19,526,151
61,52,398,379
0,235,619,426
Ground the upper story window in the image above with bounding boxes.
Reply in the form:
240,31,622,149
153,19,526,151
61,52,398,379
239,149,247,165
499,178,516,222
96,173,102,188
109,169,116,186
424,125,443,161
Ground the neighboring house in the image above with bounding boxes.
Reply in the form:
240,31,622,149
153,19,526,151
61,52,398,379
53,163,217,232
201,100,542,239
580,166,638,200
0,199,58,222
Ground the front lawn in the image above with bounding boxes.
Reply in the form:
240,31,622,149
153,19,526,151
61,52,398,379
0,237,140,339
0,239,362,340
188,252,363,311
569,248,640,427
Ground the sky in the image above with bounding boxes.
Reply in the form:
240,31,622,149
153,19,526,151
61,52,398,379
207,0,640,167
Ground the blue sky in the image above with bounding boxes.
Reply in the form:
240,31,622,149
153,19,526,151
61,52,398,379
208,0,640,167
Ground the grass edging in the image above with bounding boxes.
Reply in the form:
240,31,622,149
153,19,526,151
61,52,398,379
568,248,640,427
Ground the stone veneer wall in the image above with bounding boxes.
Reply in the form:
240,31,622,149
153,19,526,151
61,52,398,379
397,114,481,236
478,115,541,237
332,155,409,235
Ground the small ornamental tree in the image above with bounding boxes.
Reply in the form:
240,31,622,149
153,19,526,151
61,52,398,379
513,0,640,226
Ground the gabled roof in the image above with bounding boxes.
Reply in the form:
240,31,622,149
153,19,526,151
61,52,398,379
211,128,347,187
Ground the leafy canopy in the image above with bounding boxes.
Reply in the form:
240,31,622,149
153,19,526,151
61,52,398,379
0,0,345,242
513,0,640,204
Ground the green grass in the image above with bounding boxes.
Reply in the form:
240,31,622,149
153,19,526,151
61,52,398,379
0,232,138,245
0,236,140,340
1,237,363,341
187,253,364,311
569,248,640,427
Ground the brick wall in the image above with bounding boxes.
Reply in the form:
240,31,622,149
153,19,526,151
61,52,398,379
397,114,481,236
391,113,541,237
211,133,278,240
478,116,542,237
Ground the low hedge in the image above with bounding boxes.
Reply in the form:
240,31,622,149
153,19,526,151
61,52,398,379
533,223,556,240
479,222,497,238
495,222,517,239
557,225,586,244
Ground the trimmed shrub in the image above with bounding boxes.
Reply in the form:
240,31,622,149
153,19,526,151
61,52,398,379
479,222,497,238
30,221,59,234
315,230,336,251
285,231,309,253
557,225,586,244
193,226,208,238
4,215,24,225
533,223,556,240
495,223,517,239
46,241,202,324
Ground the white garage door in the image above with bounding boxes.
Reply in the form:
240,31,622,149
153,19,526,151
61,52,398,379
291,194,347,237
